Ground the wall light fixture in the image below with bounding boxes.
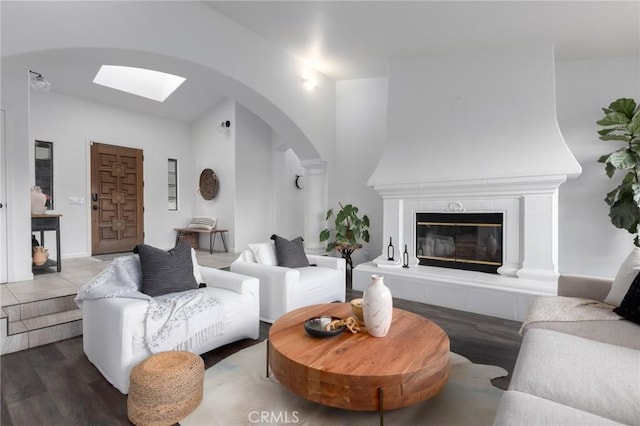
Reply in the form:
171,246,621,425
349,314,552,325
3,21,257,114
29,70,51,91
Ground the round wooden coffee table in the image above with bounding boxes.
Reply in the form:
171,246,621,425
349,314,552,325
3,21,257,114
268,303,450,416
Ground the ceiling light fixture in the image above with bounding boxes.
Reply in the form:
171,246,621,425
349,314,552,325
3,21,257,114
29,70,51,92
93,65,186,102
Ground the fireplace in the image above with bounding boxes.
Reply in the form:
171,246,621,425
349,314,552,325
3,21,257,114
352,44,582,321
416,212,503,274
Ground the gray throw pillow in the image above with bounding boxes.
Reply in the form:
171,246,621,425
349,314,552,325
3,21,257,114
136,241,198,297
271,234,310,268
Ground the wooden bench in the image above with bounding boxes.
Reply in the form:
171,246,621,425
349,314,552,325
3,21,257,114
174,228,228,254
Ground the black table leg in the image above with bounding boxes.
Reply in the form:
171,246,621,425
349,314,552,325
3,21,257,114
220,232,228,252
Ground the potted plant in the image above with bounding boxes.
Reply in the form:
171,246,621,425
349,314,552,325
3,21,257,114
319,203,370,253
597,97,640,246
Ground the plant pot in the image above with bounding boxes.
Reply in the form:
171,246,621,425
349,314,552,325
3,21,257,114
32,246,49,266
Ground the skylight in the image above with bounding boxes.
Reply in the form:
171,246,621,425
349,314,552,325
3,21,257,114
93,65,186,102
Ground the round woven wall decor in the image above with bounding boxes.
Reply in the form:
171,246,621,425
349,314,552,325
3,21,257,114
199,168,218,200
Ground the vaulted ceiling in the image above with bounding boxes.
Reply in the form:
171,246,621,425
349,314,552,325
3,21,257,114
208,1,640,80
9,1,639,123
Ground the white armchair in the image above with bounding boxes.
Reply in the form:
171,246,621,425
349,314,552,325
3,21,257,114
79,262,259,394
230,248,346,323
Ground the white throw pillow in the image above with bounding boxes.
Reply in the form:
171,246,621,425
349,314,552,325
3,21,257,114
248,241,277,266
191,247,204,284
188,216,217,230
605,247,640,306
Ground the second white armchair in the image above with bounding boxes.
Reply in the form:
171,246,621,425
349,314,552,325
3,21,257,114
230,240,346,323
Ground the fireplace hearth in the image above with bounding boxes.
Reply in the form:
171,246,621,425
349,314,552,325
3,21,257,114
416,212,503,274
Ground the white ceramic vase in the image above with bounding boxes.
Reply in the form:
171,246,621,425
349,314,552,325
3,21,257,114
30,186,47,214
362,274,393,337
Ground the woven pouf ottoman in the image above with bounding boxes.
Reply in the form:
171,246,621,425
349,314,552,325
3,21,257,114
128,351,205,426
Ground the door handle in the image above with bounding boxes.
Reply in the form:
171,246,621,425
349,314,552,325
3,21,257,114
92,205,98,211
92,193,98,202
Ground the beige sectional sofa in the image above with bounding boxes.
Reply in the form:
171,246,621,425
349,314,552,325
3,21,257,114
494,274,640,426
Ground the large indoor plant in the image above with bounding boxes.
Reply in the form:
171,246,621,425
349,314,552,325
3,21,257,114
319,203,370,252
597,98,640,246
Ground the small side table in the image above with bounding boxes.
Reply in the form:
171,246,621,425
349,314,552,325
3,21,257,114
174,228,229,254
335,242,362,285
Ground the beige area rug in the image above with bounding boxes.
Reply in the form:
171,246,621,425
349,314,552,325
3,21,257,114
182,341,507,426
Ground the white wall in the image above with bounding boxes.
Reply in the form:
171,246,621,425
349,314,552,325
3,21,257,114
370,45,581,187
191,98,237,250
1,65,31,282
334,57,640,279
30,91,306,259
29,91,193,256
235,103,273,250
335,78,389,264
556,56,640,277
273,147,305,240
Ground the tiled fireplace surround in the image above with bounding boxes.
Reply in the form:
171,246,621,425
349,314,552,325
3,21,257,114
353,176,567,321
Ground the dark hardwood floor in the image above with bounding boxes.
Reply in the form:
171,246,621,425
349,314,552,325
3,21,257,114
1,288,522,426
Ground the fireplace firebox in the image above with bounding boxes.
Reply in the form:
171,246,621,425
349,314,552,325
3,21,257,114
416,212,503,274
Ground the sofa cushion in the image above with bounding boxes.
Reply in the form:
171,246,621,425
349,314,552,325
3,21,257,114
136,242,198,297
248,241,277,265
613,271,640,325
494,391,625,426
605,247,640,306
524,319,640,350
509,329,640,425
271,234,309,268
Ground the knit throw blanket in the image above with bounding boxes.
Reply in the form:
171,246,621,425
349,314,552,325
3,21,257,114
520,296,621,335
75,255,223,353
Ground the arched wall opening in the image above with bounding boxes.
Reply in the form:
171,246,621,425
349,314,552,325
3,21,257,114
1,1,337,281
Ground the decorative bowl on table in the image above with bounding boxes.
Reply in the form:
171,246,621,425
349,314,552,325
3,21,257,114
304,316,345,338
350,298,364,324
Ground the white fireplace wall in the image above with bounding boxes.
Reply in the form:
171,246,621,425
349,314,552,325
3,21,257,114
369,43,581,187
336,55,638,281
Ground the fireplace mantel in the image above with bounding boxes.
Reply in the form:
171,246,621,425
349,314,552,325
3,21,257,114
353,173,569,321
373,172,567,281
371,174,570,199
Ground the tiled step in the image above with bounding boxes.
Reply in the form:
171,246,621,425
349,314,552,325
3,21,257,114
1,297,83,355
2,294,78,321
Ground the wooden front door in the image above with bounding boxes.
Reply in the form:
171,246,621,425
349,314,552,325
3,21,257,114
91,142,144,255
